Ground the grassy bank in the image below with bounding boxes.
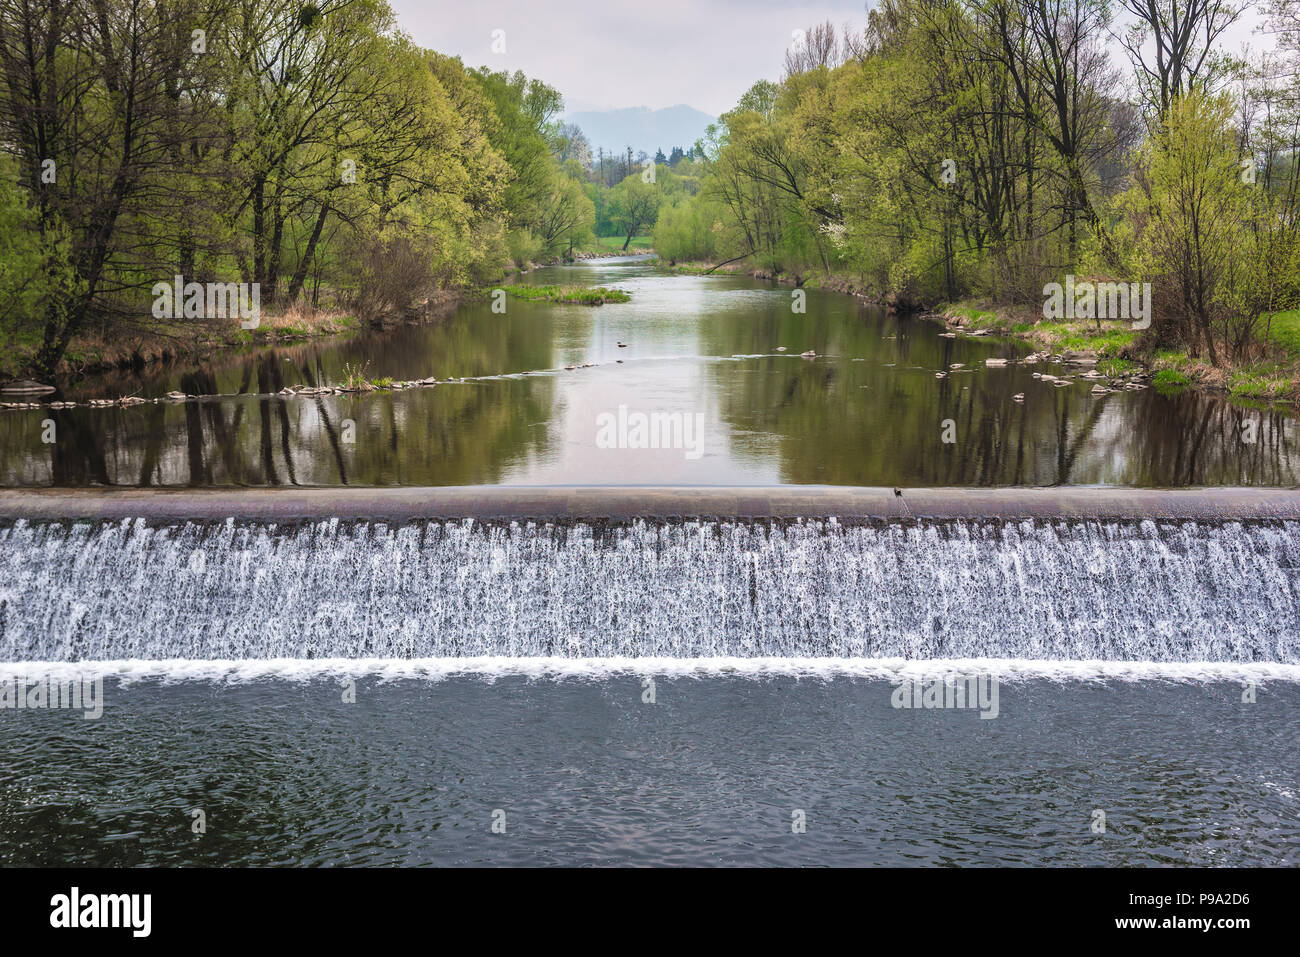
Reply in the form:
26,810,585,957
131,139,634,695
0,291,467,385
665,256,1300,407
1,306,364,382
666,260,885,302
579,236,654,255
938,300,1300,406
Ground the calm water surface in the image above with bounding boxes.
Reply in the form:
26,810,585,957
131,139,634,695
2,257,1295,486
2,676,1296,866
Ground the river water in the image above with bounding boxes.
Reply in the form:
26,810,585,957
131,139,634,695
2,259,1298,867
2,676,1295,866
2,257,1296,486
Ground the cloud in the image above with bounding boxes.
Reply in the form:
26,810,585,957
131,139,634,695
390,0,872,115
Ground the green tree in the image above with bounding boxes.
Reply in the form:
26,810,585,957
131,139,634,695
1121,91,1257,364
608,173,662,250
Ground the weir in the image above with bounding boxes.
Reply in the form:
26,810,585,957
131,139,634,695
4,485,1300,523
2,492,1299,666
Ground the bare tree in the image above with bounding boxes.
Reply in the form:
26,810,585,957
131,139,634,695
1117,0,1252,120
784,20,842,76
977,0,1119,259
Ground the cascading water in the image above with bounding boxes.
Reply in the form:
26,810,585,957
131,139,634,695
2,517,1298,665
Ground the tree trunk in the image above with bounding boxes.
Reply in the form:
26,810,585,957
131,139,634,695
286,203,331,304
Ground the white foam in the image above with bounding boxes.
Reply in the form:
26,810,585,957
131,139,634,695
1,657,1297,684
8,518,1300,664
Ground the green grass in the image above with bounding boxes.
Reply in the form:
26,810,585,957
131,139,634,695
584,235,653,253
944,303,1002,330
1153,349,1189,368
1228,365,1293,401
1152,369,1191,392
1025,320,1135,355
944,302,1139,359
1264,309,1300,358
1097,357,1137,377
1059,329,1135,356
503,284,632,304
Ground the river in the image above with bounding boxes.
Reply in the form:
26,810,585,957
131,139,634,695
2,256,1295,486
2,258,1298,868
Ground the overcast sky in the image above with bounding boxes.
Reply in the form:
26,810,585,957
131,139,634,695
391,1,1271,119
390,0,876,116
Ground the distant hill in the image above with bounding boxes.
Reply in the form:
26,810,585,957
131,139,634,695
565,105,716,160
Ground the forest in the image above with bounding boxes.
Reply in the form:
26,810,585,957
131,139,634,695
2,0,1297,390
655,0,1300,385
0,0,639,378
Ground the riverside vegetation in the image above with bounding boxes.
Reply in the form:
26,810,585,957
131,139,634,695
0,0,667,383
5,0,1300,410
649,2,1300,405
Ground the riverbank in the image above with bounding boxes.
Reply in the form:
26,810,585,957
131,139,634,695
522,245,654,269
669,256,1300,408
666,259,889,305
933,301,1300,407
2,250,653,388
0,292,463,387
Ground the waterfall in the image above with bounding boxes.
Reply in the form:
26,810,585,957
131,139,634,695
2,517,1297,667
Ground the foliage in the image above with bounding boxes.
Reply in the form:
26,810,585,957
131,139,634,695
0,0,592,377
503,284,632,304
